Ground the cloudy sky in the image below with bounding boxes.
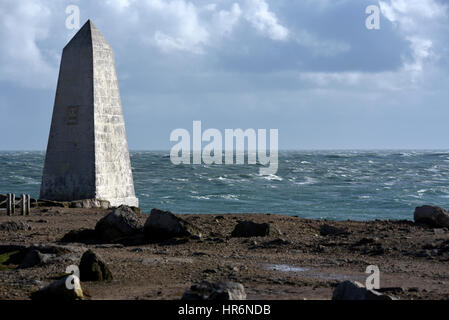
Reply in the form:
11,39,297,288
1,0,449,150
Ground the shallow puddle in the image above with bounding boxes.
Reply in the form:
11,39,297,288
264,264,309,272
263,263,362,282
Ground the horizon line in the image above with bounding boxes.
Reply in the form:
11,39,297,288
1,148,449,152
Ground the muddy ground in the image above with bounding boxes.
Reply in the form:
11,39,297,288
1,207,449,300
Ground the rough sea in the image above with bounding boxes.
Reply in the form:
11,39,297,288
1,150,449,221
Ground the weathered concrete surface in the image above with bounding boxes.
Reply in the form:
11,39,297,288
40,20,138,207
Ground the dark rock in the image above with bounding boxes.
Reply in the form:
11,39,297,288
353,237,377,246
60,228,98,244
414,205,449,228
332,281,396,300
79,250,113,281
266,238,291,245
231,221,270,238
31,275,84,300
252,238,291,249
144,208,201,241
0,221,32,231
376,287,404,294
320,224,349,236
1,244,80,270
95,205,143,242
31,244,74,255
202,269,217,274
19,249,53,269
182,281,246,300
367,246,386,256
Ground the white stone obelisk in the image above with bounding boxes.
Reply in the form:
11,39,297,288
40,20,138,207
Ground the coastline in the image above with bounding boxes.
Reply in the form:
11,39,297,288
1,207,448,300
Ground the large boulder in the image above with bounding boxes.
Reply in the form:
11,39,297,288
19,249,53,269
60,228,99,244
31,275,84,301
320,224,349,236
414,205,449,228
95,205,143,242
182,281,246,300
231,221,270,238
144,209,201,241
79,250,113,281
332,281,396,300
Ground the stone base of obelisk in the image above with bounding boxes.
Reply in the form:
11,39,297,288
107,197,139,208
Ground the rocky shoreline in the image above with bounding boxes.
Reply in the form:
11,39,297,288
1,205,449,300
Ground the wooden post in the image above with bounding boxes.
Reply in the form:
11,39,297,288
7,193,15,216
11,193,15,215
26,194,31,215
21,194,26,216
6,193,11,216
